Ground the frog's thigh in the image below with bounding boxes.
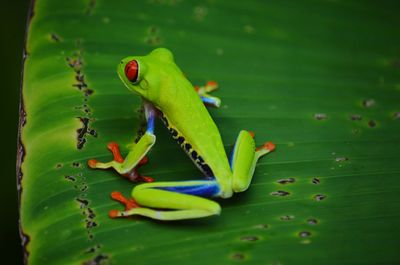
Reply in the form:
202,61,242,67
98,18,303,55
129,181,221,220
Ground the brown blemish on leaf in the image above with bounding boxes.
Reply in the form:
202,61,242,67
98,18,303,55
299,231,312,237
350,114,362,121
82,254,109,265
307,218,318,225
66,42,97,149
85,0,96,15
314,194,326,201
50,33,62,42
314,113,327,120
280,215,294,221
77,117,97,149
270,190,290,196
277,177,295,184
64,175,76,182
231,253,245,261
76,197,97,239
240,235,260,242
368,120,376,128
254,224,269,229
146,26,162,45
335,157,349,162
312,177,320,184
362,99,375,108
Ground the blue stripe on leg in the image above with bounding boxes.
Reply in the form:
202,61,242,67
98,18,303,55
156,181,220,198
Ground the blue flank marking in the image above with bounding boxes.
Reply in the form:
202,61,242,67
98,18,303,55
146,112,155,134
229,138,238,169
201,96,216,105
156,181,220,198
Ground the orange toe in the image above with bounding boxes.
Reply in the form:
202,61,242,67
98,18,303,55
110,191,124,200
207,80,218,87
265,142,276,151
87,159,98,168
107,142,119,150
109,210,119,218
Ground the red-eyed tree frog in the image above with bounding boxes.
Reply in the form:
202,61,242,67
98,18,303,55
88,48,275,221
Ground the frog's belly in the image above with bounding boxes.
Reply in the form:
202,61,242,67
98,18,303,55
159,111,218,178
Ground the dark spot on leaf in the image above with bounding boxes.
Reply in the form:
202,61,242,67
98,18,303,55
240,235,259,242
277,177,295,184
254,224,269,229
368,120,376,128
350,114,362,121
83,254,108,265
77,117,97,149
362,99,375,108
307,218,318,225
76,198,89,206
299,231,311,237
84,244,101,254
86,220,97,229
312,177,320,184
335,157,348,162
64,175,76,182
314,194,326,201
85,89,94,97
146,26,162,45
72,162,81,168
76,197,97,240
56,163,63,169
85,0,96,16
231,253,245,261
270,190,290,196
314,113,327,120
50,33,61,42
280,215,294,221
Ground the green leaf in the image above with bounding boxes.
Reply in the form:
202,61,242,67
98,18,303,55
19,0,400,264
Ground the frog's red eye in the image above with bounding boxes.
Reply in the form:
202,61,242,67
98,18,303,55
125,60,139,83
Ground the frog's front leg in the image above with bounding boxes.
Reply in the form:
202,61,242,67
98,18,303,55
87,103,156,179
194,81,221,107
109,180,221,220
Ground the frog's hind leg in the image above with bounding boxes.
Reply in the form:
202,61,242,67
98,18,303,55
230,130,275,193
109,180,221,220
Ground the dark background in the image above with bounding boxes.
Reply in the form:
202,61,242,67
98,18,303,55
0,0,31,264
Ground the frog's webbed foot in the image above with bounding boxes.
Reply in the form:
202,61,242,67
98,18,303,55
87,141,154,183
194,81,221,107
109,191,140,218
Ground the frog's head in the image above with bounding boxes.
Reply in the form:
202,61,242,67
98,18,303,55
117,48,176,105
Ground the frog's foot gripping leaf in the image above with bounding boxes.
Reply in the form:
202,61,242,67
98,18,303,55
109,191,140,218
88,142,154,183
194,80,221,107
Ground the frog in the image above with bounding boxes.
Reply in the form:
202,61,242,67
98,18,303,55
87,48,275,220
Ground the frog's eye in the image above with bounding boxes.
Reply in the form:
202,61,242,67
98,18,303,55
125,60,139,83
